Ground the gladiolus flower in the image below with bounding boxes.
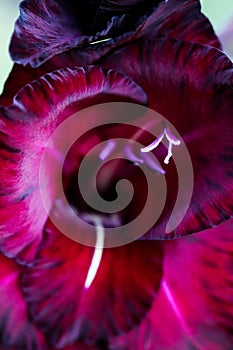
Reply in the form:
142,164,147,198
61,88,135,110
0,0,232,349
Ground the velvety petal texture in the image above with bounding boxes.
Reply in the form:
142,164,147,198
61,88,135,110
2,0,221,106
21,224,163,348
0,66,146,264
162,219,233,349
102,38,233,238
0,63,48,107
109,219,233,350
0,254,46,350
9,0,220,67
0,2,232,349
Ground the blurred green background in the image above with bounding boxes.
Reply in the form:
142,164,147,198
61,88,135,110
0,0,233,93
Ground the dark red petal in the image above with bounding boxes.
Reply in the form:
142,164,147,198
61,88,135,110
60,345,96,350
9,0,220,67
0,66,147,264
101,38,233,238
0,63,48,107
0,254,46,349
110,219,233,350
21,224,163,348
149,0,221,48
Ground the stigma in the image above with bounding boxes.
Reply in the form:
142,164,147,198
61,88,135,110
141,124,181,164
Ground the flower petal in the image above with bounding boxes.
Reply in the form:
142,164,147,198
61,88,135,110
21,224,163,348
161,219,233,349
2,0,220,104
9,0,220,67
0,254,46,349
60,345,96,350
8,0,159,67
0,63,48,107
110,219,233,349
0,66,146,264
101,38,233,238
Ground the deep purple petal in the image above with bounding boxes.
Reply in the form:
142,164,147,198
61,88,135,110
0,66,146,264
101,38,233,238
2,1,221,105
9,0,220,67
21,224,163,348
9,0,159,67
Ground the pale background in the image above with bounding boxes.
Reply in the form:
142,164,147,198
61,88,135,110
0,0,233,93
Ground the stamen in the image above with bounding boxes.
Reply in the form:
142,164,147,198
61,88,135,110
141,152,166,175
84,215,105,289
99,140,116,160
164,128,181,146
124,145,165,173
89,38,112,45
141,124,181,164
124,145,144,166
164,140,173,165
141,130,165,153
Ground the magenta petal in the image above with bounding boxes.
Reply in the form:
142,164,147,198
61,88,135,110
0,254,46,349
21,225,163,348
0,66,146,264
102,38,233,238
161,219,233,349
110,288,193,350
9,0,220,68
60,344,96,350
110,219,233,350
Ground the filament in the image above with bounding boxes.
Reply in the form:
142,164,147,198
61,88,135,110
84,216,105,289
99,140,116,160
90,38,112,45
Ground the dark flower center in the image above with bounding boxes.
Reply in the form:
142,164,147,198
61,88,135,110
62,123,173,229
61,0,163,36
